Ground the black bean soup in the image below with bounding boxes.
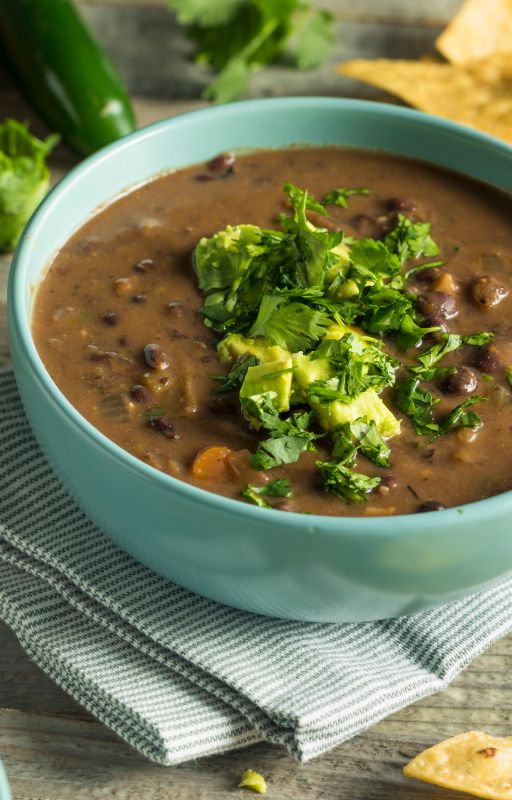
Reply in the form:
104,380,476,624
33,147,512,516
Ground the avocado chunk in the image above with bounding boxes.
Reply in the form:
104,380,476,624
218,333,290,365
240,358,293,412
292,351,400,438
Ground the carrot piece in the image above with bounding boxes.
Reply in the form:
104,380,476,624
191,446,233,480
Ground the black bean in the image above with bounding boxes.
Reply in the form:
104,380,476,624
348,214,386,239
387,197,417,213
208,397,237,415
144,343,169,371
422,315,448,340
131,293,147,303
134,258,155,273
208,152,235,173
194,173,214,182
417,501,446,512
475,346,501,374
130,384,151,403
471,275,509,308
416,291,459,320
414,267,445,285
148,415,176,438
442,366,478,395
102,311,118,326
377,475,398,495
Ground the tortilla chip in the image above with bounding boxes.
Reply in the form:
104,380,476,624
338,57,512,144
436,0,512,64
404,731,512,799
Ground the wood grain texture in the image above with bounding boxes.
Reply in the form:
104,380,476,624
1,2,510,796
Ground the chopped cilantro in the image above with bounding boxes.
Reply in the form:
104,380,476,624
317,460,381,503
384,214,440,264
322,187,370,208
307,333,398,404
508,369,512,389
463,332,495,347
211,355,257,393
394,377,440,437
417,333,463,369
241,478,293,507
249,297,331,351
241,392,320,469
441,396,486,433
332,417,391,467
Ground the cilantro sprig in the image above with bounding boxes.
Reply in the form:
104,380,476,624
241,478,293,508
241,391,320,469
0,119,59,252
168,0,336,103
317,461,380,504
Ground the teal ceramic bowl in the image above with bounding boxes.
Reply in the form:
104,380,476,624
8,98,512,622
0,757,11,800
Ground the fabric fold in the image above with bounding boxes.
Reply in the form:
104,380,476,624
2,368,512,765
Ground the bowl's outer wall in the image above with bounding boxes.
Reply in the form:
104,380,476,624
9,99,512,621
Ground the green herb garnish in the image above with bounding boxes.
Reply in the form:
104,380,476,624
322,187,371,208
212,355,258,393
384,214,439,264
331,417,391,467
168,0,336,103
441,396,486,433
242,392,320,469
241,478,294,507
0,119,58,251
317,460,381,503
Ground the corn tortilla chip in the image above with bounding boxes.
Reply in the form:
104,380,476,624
404,731,512,800
437,0,512,65
338,57,512,144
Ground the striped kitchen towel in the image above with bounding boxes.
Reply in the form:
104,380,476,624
2,367,512,765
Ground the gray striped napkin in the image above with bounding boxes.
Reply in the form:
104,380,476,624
2,367,512,765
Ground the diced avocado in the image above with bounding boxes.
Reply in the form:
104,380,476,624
316,389,401,439
240,358,293,412
218,333,290,365
292,351,400,438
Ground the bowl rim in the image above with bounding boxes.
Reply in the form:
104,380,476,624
9,96,512,534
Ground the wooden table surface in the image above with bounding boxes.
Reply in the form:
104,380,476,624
2,2,512,798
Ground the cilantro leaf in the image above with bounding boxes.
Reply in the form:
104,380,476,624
171,0,335,103
417,333,463,369
211,355,257,393
317,460,380,503
441,396,486,433
0,119,59,252
241,478,293,507
332,417,391,467
249,297,331,351
291,8,336,69
242,391,319,469
308,334,398,404
322,187,370,208
463,332,495,347
169,0,245,26
394,377,440,436
384,214,440,264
